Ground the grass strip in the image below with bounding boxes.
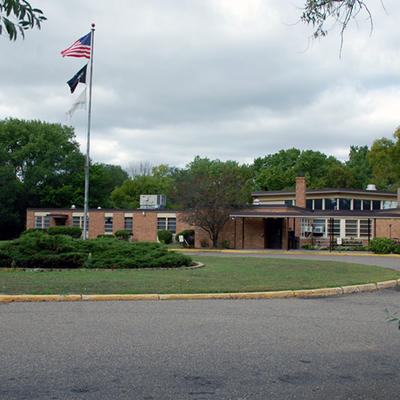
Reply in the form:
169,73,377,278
0,256,399,295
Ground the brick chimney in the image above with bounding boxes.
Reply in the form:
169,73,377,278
295,176,306,208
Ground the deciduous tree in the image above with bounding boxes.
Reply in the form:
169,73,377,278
175,157,252,248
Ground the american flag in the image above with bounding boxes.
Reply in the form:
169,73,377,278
61,32,91,59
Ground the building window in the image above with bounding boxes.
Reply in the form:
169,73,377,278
35,216,42,229
72,215,88,229
345,220,358,237
325,198,337,210
359,219,372,238
372,200,381,210
124,217,133,231
167,218,176,233
327,219,341,236
363,200,371,210
285,200,294,206
300,218,312,238
35,215,50,229
314,199,323,210
306,200,313,209
353,199,362,210
339,198,351,210
157,217,176,233
312,219,326,236
104,217,113,233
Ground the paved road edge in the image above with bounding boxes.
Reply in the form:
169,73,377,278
1,279,399,303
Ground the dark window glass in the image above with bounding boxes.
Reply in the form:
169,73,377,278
372,200,381,210
157,218,166,231
167,218,176,233
104,217,113,233
353,199,361,210
306,200,313,209
124,217,133,231
314,199,323,210
325,198,337,210
339,198,351,210
363,200,371,210
284,200,293,206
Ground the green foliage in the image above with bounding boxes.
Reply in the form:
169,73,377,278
175,229,195,247
368,128,400,189
111,164,174,209
254,148,343,191
346,145,373,189
301,243,316,250
115,230,133,241
176,157,252,247
47,226,82,238
368,237,395,254
220,239,230,249
0,0,46,40
96,234,115,239
394,244,400,255
0,231,191,269
157,230,173,244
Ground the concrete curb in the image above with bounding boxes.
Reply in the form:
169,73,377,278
0,279,399,303
173,248,400,258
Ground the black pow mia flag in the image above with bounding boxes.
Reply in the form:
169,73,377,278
67,64,87,93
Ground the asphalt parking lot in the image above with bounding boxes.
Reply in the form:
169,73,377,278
1,289,400,399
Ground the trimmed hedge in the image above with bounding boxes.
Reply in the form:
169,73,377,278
157,230,173,244
115,230,133,241
0,230,191,269
368,237,396,254
47,226,82,238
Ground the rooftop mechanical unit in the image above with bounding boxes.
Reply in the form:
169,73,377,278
140,194,166,210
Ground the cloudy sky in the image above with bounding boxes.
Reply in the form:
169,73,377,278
2,0,400,170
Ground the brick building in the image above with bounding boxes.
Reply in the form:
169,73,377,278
26,177,400,249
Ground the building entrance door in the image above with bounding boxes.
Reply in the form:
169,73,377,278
264,218,283,249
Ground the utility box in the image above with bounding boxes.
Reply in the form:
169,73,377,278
140,194,166,209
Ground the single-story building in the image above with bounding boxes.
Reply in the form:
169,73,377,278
26,177,400,249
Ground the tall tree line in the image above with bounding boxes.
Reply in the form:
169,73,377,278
1,118,400,239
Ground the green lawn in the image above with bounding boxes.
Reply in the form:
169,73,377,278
0,256,399,295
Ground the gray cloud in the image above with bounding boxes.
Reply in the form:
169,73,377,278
1,0,400,169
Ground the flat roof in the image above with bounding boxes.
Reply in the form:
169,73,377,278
252,188,397,197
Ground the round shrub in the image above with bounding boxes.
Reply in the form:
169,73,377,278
368,237,395,254
157,230,172,244
115,230,133,241
47,226,82,238
0,251,12,268
175,229,195,247
392,243,400,254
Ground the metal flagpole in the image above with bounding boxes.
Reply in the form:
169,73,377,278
83,24,95,240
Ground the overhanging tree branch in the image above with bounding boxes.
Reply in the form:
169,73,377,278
0,0,46,40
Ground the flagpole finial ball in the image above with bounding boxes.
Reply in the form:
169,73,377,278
92,23,95,28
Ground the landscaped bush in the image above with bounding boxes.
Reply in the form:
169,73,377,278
0,231,191,269
394,243,400,254
368,237,396,254
175,229,195,247
301,243,316,250
97,234,115,239
200,238,209,248
157,230,172,244
115,230,133,241
0,251,12,268
47,226,82,238
220,239,230,249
